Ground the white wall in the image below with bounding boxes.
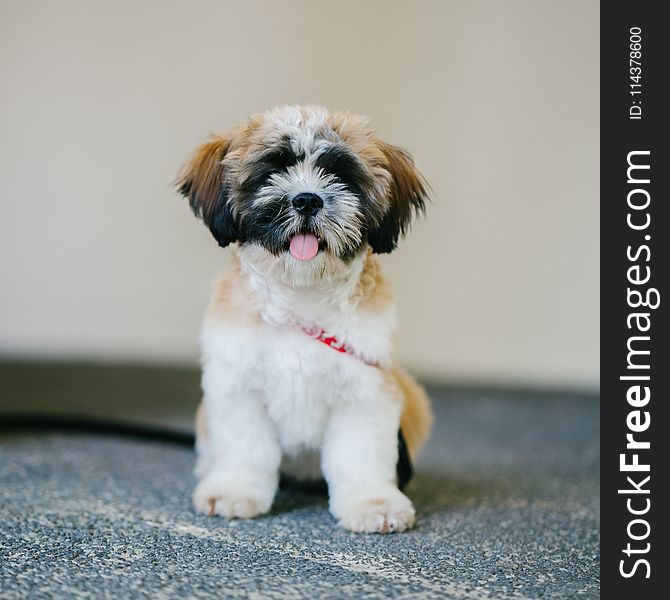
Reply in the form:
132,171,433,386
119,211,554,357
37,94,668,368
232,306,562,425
0,0,599,389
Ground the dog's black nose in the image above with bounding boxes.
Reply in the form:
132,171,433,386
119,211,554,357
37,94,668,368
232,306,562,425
292,192,323,216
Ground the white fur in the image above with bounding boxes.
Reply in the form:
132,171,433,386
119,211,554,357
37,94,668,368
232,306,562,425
252,162,363,257
193,245,415,533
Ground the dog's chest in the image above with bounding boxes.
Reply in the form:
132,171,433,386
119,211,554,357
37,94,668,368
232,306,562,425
201,268,395,454
259,329,351,453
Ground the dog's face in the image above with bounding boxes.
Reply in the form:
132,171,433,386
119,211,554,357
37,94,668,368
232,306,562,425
177,105,427,277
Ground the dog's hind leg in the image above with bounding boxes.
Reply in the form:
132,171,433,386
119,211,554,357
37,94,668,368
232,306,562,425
395,368,433,460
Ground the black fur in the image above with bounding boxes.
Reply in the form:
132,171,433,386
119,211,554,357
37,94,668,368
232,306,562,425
314,144,368,200
238,140,302,200
180,177,241,249
367,145,428,254
242,200,296,256
207,183,243,248
235,142,373,259
179,134,427,259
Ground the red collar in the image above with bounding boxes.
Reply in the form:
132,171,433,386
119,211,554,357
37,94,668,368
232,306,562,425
300,325,380,368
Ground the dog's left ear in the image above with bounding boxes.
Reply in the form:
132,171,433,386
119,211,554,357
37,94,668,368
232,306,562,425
176,134,240,248
367,141,428,254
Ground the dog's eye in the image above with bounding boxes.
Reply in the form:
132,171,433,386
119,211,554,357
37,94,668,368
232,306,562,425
263,146,300,172
239,145,302,194
316,146,367,196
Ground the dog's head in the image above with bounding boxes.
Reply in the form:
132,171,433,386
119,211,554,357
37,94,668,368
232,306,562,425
177,105,427,277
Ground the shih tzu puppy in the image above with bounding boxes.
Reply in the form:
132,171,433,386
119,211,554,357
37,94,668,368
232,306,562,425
177,105,432,533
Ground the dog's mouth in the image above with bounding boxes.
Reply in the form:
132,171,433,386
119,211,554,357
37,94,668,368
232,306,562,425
288,232,321,261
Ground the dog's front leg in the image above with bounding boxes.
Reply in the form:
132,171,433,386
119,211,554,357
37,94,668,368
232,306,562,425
192,389,280,519
322,384,416,533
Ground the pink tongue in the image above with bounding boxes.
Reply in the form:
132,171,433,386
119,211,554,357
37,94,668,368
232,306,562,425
289,233,319,260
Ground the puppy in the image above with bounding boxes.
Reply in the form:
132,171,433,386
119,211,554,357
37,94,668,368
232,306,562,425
177,105,432,533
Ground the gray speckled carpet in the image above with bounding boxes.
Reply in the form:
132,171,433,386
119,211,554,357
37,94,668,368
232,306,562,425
0,364,599,599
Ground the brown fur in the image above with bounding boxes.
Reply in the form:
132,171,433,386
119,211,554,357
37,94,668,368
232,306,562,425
394,367,433,459
352,251,395,311
204,255,261,326
176,135,232,219
376,141,428,239
177,106,427,255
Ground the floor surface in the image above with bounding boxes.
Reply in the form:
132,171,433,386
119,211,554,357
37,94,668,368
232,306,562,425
0,364,599,599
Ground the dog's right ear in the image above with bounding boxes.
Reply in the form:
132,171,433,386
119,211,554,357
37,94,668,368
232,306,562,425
176,135,240,248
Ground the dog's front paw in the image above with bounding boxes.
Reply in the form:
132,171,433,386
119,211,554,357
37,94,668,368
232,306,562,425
192,475,275,519
331,488,416,533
